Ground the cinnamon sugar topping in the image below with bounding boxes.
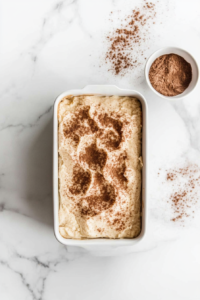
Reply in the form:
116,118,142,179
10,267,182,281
79,143,107,172
80,173,116,217
58,95,142,239
68,164,91,195
107,152,128,189
97,114,123,150
63,106,98,144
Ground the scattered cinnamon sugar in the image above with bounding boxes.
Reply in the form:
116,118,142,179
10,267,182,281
166,172,177,181
105,0,157,75
106,211,134,232
159,164,200,223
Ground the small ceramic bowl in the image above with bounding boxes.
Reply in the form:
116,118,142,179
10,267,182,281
145,47,199,100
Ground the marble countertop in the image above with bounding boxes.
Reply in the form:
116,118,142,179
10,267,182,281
1,0,200,299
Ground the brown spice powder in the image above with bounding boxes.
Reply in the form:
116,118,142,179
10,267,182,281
149,54,192,96
97,113,123,150
105,1,156,75
68,164,91,195
79,143,107,172
107,152,128,189
63,106,98,144
161,164,200,223
63,106,131,219
166,172,177,181
80,173,116,217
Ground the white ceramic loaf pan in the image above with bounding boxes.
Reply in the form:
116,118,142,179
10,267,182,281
53,85,148,249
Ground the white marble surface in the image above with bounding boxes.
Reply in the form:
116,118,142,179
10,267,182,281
1,0,200,299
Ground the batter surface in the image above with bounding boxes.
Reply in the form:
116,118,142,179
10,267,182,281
58,95,142,239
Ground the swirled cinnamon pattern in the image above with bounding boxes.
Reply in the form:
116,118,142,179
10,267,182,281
58,95,142,239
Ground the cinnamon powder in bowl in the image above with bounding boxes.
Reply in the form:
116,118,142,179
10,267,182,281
149,54,192,97
145,47,199,100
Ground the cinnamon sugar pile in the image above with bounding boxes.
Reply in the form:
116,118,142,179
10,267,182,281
160,164,200,223
149,54,192,96
105,1,157,75
62,104,135,219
